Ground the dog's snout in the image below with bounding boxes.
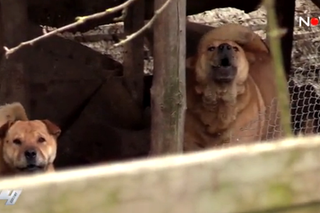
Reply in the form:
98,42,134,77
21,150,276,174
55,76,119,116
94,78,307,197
24,149,37,160
218,43,232,53
216,43,233,67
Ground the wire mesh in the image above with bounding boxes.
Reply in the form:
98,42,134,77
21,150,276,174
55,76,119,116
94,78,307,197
225,67,320,147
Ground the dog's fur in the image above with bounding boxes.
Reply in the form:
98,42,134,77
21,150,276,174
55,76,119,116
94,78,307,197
0,102,61,176
184,24,283,151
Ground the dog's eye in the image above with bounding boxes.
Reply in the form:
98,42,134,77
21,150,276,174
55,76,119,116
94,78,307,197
13,139,21,145
38,137,46,143
207,46,215,51
233,46,239,51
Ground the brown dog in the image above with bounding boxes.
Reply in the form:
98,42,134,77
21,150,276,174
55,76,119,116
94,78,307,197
184,24,283,151
0,103,61,176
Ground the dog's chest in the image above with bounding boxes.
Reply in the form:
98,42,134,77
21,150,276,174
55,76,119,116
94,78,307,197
193,101,237,133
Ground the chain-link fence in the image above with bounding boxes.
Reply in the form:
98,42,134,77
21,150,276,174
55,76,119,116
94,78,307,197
289,69,320,135
225,70,320,145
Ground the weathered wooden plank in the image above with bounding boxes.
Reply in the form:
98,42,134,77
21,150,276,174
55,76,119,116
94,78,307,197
273,204,320,213
123,0,145,107
150,0,186,154
260,202,320,213
0,136,320,213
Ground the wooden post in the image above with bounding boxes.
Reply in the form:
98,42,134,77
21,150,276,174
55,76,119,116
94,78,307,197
0,2,4,58
1,0,28,47
150,0,186,154
123,0,145,108
0,0,30,112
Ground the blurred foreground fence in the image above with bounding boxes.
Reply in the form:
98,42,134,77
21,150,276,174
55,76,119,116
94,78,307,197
1,136,320,213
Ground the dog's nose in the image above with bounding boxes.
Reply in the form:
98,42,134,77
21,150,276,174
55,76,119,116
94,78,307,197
217,43,233,67
24,149,37,160
218,43,232,52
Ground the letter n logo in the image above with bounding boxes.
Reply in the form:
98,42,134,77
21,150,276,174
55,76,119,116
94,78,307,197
0,190,22,205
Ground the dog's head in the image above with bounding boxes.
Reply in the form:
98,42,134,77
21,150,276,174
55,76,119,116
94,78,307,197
188,40,249,87
0,120,61,174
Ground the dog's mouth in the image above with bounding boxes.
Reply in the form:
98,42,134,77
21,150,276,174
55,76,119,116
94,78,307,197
220,57,232,67
211,61,237,84
16,164,46,172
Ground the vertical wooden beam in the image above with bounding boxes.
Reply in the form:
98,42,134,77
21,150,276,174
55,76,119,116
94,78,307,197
150,0,186,154
0,2,4,58
0,0,30,112
1,0,28,47
123,0,145,108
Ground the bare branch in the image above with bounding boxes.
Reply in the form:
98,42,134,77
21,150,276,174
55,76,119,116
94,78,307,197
3,0,138,57
113,7,128,22
113,0,172,47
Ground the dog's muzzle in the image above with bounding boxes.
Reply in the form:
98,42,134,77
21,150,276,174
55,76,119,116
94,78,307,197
211,43,237,84
16,149,46,173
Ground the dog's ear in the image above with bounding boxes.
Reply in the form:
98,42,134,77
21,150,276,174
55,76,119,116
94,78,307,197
186,56,197,70
238,31,254,45
41,120,61,138
0,121,15,139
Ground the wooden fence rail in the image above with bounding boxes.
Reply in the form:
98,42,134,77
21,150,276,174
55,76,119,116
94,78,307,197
0,136,320,213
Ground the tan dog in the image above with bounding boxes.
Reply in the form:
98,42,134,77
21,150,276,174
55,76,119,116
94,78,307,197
184,24,283,151
200,24,284,141
0,103,61,176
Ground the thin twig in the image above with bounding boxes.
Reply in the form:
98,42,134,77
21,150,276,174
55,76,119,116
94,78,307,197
3,0,138,57
113,0,172,47
263,0,292,137
113,7,128,22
